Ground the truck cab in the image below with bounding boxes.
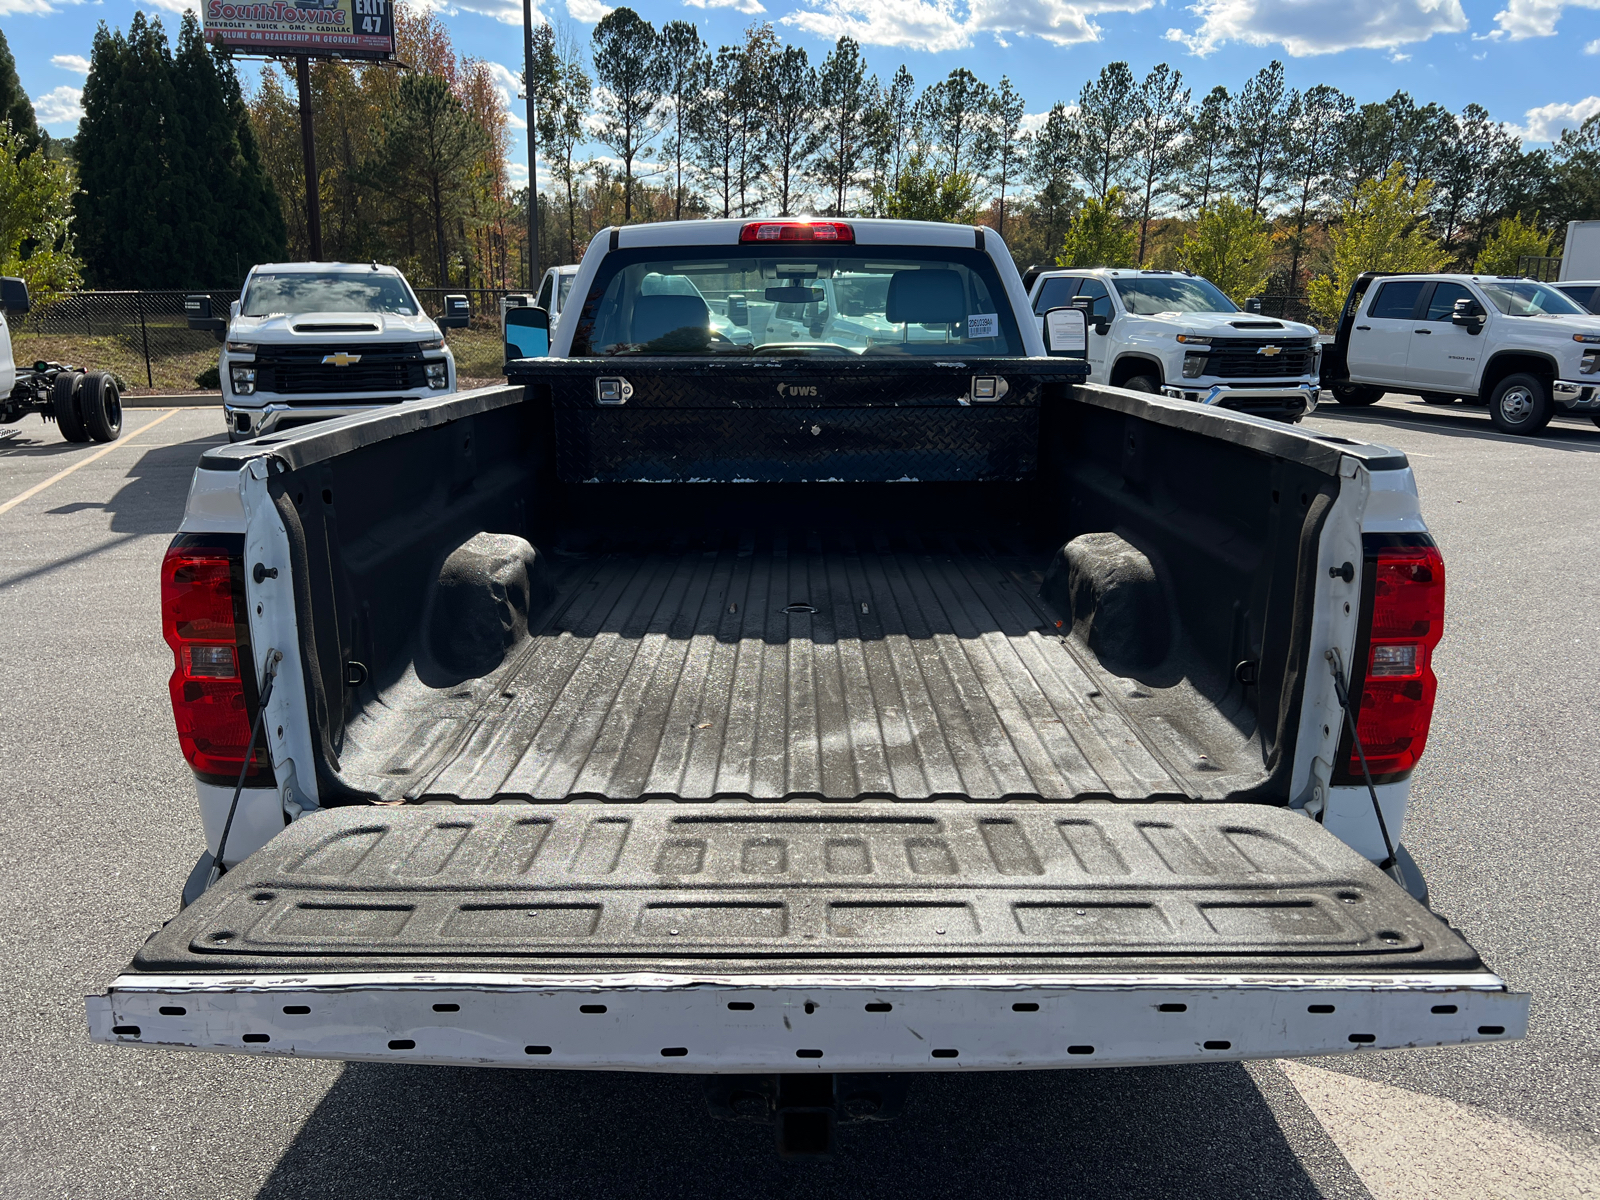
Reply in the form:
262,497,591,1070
1024,268,1321,422
1321,272,1600,434
194,262,461,442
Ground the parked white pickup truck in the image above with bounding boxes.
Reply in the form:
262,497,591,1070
93,218,1526,1158
1321,272,1600,434
187,262,466,442
1023,267,1321,422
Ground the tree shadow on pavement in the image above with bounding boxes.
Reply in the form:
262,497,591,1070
257,1062,1352,1200
1312,402,1600,453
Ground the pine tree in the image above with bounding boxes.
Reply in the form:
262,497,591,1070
592,7,667,223
762,45,819,215
0,31,39,154
812,37,872,217
657,20,705,222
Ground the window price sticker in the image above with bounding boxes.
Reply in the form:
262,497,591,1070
968,313,999,339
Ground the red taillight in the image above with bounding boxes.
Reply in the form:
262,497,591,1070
739,221,854,244
162,546,269,781
1351,543,1445,777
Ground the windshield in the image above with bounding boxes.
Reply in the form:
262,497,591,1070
1476,279,1584,317
1112,276,1238,315
240,272,417,317
570,246,1024,357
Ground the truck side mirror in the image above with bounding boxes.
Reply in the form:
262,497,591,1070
1245,296,1263,315
1451,297,1485,334
1,276,30,315
504,305,550,361
439,293,470,330
727,294,749,327
185,293,227,342
1071,296,1110,336
1043,306,1088,358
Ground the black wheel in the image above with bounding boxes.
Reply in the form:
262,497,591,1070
1487,372,1552,435
52,372,90,442
81,372,123,442
1121,374,1159,393
1332,382,1382,406
1420,393,1456,405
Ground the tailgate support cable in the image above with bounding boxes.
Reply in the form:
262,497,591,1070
208,649,283,888
1324,647,1400,880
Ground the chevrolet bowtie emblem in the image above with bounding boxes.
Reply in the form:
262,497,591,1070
322,352,362,366
1257,345,1282,357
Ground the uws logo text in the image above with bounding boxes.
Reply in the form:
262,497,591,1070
777,383,819,397
207,1,348,22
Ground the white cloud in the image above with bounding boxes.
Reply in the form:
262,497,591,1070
35,85,84,125
685,0,766,12
1588,36,1600,50
567,0,612,20
0,0,71,13
783,0,1150,51
1019,110,1052,134
140,0,201,13
1166,0,1466,56
509,161,530,184
487,62,529,129
52,54,91,74
446,0,551,25
1492,0,1600,39
1510,95,1600,141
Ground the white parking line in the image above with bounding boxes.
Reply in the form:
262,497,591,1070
0,408,182,517
1281,1059,1600,1198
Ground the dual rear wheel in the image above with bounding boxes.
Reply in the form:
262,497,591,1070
51,371,122,443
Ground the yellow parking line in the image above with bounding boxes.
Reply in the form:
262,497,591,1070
0,408,183,517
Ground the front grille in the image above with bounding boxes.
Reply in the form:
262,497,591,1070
1204,338,1315,379
254,342,426,395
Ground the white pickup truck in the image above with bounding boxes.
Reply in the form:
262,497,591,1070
1023,268,1321,422
92,218,1525,1158
187,262,466,442
1321,271,1600,434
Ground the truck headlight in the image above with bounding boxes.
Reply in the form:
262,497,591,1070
425,361,448,389
230,366,256,396
225,341,257,355
418,337,445,351
1182,352,1208,378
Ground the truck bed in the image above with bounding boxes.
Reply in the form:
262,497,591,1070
336,524,1251,805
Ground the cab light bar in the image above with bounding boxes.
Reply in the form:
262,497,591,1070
739,221,854,244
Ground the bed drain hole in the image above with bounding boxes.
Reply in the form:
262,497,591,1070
728,1001,755,1011
388,1039,415,1050
784,602,817,614
804,1001,817,1014
112,1025,140,1037
1012,1002,1039,1012
661,1047,689,1057
580,1004,607,1014
1348,1033,1377,1044
432,1003,460,1013
1431,1004,1458,1014
282,1005,311,1015
243,1033,270,1044
1203,1040,1231,1051
525,1045,552,1055
865,1002,893,1013
932,1048,959,1058
796,1048,824,1059
1308,1004,1336,1014
159,1006,187,1017
210,931,235,943
1478,1026,1506,1036
1158,1003,1187,1013
1067,1045,1095,1055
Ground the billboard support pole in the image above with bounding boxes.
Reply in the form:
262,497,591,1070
296,54,323,261
522,0,539,292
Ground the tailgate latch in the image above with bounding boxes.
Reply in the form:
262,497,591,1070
596,377,634,405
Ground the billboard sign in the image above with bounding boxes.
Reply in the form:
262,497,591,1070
204,0,394,59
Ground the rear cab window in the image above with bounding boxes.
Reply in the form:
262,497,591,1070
1033,276,1080,314
569,245,1026,357
1367,281,1425,320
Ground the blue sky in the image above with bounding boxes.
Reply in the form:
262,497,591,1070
7,0,1600,190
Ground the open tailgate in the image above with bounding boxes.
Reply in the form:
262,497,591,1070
88,804,1527,1071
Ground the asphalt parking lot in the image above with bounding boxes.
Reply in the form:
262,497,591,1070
1,396,1597,1199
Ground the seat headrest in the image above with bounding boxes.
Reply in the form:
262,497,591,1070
631,294,710,345
885,269,966,326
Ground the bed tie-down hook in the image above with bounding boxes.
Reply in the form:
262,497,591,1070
1325,647,1402,884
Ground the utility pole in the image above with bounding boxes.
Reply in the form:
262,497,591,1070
296,54,322,261
522,0,540,292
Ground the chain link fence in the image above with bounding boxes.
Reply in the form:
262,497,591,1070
10,287,524,393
